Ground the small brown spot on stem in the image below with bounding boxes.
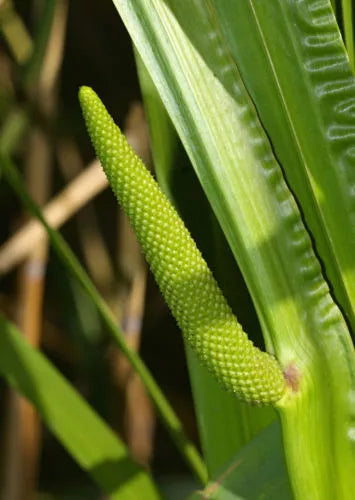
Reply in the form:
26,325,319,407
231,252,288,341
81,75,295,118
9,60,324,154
284,362,301,392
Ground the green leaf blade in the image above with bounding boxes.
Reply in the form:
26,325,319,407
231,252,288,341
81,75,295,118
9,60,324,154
0,314,161,500
212,0,355,334
190,422,292,500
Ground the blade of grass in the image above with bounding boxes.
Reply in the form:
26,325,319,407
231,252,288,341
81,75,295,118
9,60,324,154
0,153,207,485
0,313,160,500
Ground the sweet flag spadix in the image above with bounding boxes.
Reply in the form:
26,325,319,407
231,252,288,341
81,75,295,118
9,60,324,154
79,86,286,405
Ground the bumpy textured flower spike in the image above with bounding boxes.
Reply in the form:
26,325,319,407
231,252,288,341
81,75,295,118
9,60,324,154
79,86,286,405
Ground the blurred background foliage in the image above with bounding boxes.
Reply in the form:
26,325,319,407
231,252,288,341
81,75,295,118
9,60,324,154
0,1,206,497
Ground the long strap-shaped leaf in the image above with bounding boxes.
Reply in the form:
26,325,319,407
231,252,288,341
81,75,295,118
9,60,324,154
0,314,160,500
190,422,292,500
111,1,355,498
211,0,355,333
79,86,286,405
